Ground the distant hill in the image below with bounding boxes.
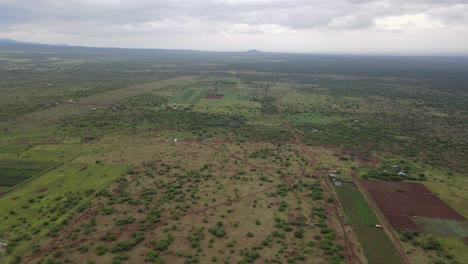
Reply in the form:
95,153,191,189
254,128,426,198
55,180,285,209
0,39,47,45
0,39,19,43
245,49,261,54
0,39,211,54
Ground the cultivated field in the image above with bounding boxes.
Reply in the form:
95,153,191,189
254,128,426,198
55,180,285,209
412,217,468,237
0,160,58,187
335,185,402,264
361,179,465,230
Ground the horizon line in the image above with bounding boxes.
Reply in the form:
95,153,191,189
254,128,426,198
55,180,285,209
2,38,468,58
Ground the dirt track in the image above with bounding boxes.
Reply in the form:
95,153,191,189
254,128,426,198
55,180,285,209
276,104,363,264
23,140,290,263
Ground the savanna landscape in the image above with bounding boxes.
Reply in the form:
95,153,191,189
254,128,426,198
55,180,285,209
0,41,467,264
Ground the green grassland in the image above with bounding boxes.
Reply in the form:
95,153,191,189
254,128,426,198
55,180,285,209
0,185,11,194
287,112,344,126
120,93,168,108
438,237,468,263
0,163,128,259
278,92,327,109
423,170,468,218
194,93,262,117
168,88,207,104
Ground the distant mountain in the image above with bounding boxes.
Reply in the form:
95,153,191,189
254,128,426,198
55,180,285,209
1,39,268,56
0,39,77,48
0,39,17,43
0,39,46,45
0,39,205,54
245,49,261,54
0,39,215,60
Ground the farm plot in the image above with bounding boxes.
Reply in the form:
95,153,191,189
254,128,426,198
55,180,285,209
335,186,402,264
204,93,224,99
168,88,207,104
194,93,261,116
412,217,468,237
361,180,466,230
335,186,378,225
0,160,58,187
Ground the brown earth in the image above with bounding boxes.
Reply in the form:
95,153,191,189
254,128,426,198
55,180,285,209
361,179,466,230
204,93,224,99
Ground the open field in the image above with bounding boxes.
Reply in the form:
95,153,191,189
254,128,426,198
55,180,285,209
335,186,402,264
0,163,128,259
16,140,350,264
194,93,262,117
438,237,468,261
362,180,466,230
204,93,225,99
423,171,468,218
168,88,206,104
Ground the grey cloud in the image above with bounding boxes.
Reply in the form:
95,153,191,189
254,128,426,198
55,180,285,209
2,0,467,33
0,0,467,53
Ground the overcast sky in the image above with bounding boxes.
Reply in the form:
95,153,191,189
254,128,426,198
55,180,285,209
1,0,467,54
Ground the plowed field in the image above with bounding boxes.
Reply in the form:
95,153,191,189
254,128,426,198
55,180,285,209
361,180,465,230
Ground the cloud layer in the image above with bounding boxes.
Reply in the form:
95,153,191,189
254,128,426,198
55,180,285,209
1,0,467,54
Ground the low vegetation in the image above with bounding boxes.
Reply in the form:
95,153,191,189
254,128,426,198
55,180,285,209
0,44,466,264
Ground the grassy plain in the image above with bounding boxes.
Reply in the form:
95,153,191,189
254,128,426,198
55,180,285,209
15,139,347,264
168,88,207,104
194,93,261,117
0,163,128,258
424,171,468,218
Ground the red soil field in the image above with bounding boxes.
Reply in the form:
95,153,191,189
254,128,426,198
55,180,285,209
204,93,224,99
361,179,465,230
